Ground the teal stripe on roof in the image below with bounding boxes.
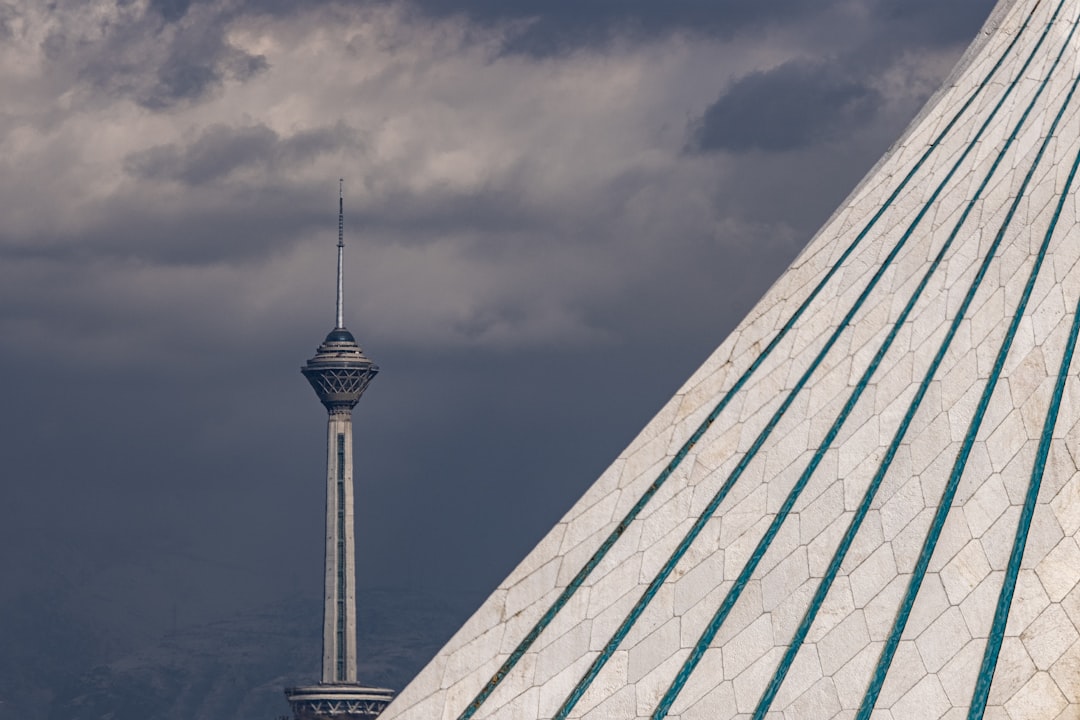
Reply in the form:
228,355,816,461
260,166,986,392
751,6,1079,717
555,8,1062,718
653,6,1075,717
966,106,1080,720
456,3,1044,717
857,10,1080,717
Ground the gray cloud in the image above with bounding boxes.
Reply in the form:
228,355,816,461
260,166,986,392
149,0,195,22
145,46,268,109
375,0,879,57
125,0,996,58
690,59,883,153
125,123,359,186
0,3,17,39
34,0,268,110
372,0,999,58
870,0,1000,46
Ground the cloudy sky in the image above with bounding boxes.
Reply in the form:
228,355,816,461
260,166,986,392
0,0,997,695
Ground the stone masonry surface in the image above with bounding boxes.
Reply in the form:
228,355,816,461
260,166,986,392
380,1,1080,717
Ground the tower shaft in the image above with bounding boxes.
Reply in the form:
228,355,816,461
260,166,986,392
287,183,391,720
322,409,358,684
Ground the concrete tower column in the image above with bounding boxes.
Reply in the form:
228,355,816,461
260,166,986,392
286,182,393,720
323,408,358,684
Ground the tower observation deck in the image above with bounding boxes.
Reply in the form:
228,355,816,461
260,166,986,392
286,182,393,720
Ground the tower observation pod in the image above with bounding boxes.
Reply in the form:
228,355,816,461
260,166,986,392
286,181,394,720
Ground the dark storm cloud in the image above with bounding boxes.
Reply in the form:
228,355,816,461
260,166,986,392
146,47,268,109
0,4,16,39
679,0,996,158
420,0,848,55
149,0,195,23
690,59,883,153
38,0,267,110
133,0,992,58
869,0,1002,46
125,123,359,186
155,0,845,43
420,0,1000,56
50,189,322,266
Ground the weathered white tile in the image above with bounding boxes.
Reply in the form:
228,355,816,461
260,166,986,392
988,637,1037,707
890,674,950,720
723,614,775,680
762,547,810,612
1048,639,1080,705
1036,538,1080,603
1004,671,1067,720
732,647,786,714
1004,569,1052,638
907,572,950,637
877,640,927,708
916,606,972,674
818,610,871,676
851,544,899,607
940,539,993,604
937,639,984,705
1021,604,1079,671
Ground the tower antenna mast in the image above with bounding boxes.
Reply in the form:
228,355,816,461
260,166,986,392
336,179,345,330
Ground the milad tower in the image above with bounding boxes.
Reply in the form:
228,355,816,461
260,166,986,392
286,182,394,720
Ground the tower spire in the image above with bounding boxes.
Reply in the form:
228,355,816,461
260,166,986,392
336,179,345,330
288,185,391,720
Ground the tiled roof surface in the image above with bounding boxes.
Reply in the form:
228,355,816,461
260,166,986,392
382,2,1080,717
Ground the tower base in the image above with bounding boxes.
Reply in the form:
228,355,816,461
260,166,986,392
285,684,394,720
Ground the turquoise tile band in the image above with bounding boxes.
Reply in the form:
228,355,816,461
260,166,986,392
554,6,1061,717
856,9,1080,717
965,90,1080,720
454,6,1035,715
654,4,1075,717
